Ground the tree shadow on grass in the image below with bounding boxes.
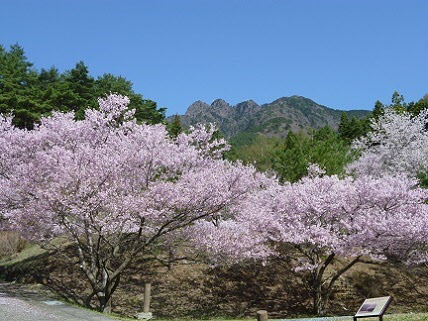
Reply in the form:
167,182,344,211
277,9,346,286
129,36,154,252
0,246,90,307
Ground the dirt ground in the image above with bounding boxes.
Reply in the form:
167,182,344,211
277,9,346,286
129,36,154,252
1,245,428,319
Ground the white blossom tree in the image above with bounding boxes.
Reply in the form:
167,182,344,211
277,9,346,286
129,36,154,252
347,108,428,178
345,108,428,268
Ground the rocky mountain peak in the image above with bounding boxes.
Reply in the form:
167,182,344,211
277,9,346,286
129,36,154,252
174,95,371,139
185,100,211,116
235,100,260,114
210,99,232,118
211,99,230,109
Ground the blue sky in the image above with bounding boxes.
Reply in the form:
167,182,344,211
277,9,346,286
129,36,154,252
1,0,427,115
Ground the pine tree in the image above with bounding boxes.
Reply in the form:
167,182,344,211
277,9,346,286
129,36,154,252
0,44,42,128
338,112,350,140
168,114,183,138
272,131,308,182
95,73,165,124
391,90,407,112
0,43,166,127
372,100,384,120
407,94,428,116
63,61,96,118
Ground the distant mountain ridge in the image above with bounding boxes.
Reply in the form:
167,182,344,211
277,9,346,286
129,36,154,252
173,95,371,138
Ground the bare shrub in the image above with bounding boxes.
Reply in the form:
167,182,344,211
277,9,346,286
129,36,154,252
0,231,27,257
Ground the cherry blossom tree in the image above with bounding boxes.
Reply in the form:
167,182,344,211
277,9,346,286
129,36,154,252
192,167,428,315
347,108,428,178
345,108,428,267
0,94,272,312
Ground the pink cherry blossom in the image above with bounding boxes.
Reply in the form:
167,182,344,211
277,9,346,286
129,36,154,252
191,171,428,315
0,94,272,312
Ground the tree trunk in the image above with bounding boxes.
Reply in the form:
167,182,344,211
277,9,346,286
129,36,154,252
96,274,121,312
98,295,111,313
311,253,335,316
312,276,328,316
313,291,327,316
74,230,141,313
311,255,361,316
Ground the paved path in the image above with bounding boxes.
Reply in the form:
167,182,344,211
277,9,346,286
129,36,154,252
279,317,353,321
0,285,120,321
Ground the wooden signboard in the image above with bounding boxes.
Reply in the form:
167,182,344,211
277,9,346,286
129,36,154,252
354,296,392,321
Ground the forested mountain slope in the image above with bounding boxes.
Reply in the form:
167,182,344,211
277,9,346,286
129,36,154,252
174,95,370,138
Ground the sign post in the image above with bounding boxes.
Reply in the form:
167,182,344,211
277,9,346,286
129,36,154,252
354,296,392,321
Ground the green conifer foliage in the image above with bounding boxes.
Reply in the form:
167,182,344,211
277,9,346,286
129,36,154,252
168,114,183,138
0,43,166,127
95,73,165,124
0,44,42,128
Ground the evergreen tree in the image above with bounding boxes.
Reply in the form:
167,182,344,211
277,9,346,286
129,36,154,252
0,44,42,128
63,61,96,118
95,73,165,124
372,100,384,120
37,67,73,113
272,128,353,183
0,43,166,127
338,113,369,143
338,112,350,140
310,126,354,176
39,67,60,89
272,131,308,183
407,94,428,116
96,73,133,95
391,90,407,112
348,117,364,139
168,114,183,138
133,97,165,124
